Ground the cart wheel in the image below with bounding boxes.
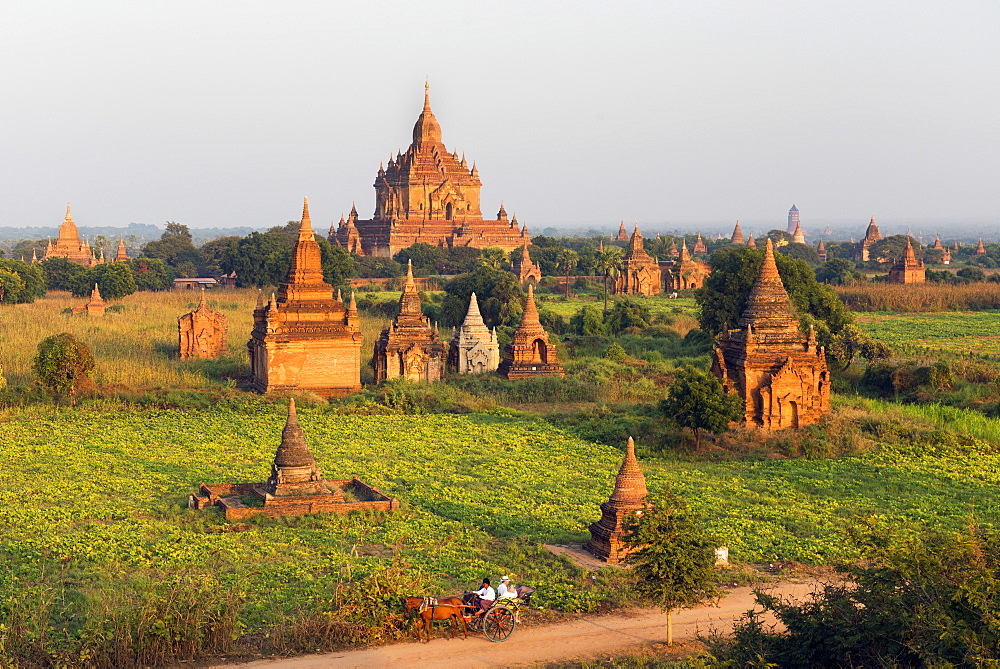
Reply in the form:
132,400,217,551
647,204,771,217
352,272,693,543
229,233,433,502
467,614,483,632
483,606,516,642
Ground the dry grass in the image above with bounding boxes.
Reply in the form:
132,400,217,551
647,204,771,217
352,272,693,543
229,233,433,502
835,282,1000,312
0,289,387,392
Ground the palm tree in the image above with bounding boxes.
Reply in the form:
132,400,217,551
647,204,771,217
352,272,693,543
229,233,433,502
476,246,508,271
596,246,624,312
556,248,578,299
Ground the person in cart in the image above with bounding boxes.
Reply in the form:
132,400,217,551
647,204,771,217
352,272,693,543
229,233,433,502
497,575,518,599
469,577,496,615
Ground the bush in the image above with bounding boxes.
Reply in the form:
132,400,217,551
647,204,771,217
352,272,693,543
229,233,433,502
32,333,96,398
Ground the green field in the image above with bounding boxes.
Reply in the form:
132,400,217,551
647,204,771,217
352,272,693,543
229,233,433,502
855,311,1000,357
533,294,699,319
5,401,1000,598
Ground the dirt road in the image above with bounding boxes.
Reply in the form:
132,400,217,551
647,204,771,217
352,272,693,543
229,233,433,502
232,580,819,668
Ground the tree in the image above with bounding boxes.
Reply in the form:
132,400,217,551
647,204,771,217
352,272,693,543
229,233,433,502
659,366,741,450
129,258,174,291
394,243,445,275
0,268,25,303
957,266,986,282
441,265,524,328
605,297,651,334
142,222,201,272
815,258,864,286
595,245,624,313
780,242,820,263
827,323,892,370
42,257,90,291
720,521,1000,666
626,489,720,645
0,259,45,303
33,333,96,399
198,236,241,276
476,246,508,271
556,248,578,298
695,246,852,338
69,263,138,299
221,231,289,287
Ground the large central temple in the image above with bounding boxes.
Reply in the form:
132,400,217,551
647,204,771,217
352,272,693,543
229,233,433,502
333,84,528,257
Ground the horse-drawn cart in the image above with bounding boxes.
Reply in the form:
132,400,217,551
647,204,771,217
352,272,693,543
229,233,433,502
405,586,534,643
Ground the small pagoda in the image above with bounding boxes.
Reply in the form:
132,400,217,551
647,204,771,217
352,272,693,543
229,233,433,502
71,283,106,316
888,239,925,284
178,289,228,360
511,245,541,284
373,260,446,382
190,399,399,519
497,284,564,379
586,437,650,564
614,225,662,296
730,221,745,245
668,240,711,291
448,292,500,374
248,198,362,396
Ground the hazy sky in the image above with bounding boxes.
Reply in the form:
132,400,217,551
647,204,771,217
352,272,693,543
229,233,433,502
1,0,997,231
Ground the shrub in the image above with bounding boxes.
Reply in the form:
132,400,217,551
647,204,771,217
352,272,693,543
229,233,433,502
604,342,627,362
32,333,96,398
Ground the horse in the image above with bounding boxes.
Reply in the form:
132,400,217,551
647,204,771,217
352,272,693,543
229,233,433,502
402,596,469,643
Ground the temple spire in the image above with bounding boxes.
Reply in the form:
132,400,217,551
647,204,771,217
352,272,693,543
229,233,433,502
738,239,797,330
463,292,485,326
299,197,313,239
521,284,541,326
398,259,422,316
609,437,648,503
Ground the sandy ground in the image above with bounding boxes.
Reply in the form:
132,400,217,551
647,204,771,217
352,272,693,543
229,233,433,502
229,580,820,669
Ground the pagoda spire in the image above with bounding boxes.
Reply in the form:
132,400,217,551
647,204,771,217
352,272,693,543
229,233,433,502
609,437,648,503
738,239,797,331
279,197,329,301
398,259,422,316
463,292,485,326
521,284,541,326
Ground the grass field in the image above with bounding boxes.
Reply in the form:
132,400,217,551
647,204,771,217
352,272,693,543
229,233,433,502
533,293,699,319
854,311,1000,358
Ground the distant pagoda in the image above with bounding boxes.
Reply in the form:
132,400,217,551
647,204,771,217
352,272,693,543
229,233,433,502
373,260,446,383
615,225,662,295
497,284,564,379
730,221,744,245
43,204,102,267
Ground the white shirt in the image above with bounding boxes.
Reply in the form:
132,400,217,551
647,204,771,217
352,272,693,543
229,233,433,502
497,583,517,599
475,585,496,601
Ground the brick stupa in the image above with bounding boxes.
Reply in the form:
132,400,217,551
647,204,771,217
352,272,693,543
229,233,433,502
43,204,101,267
190,399,398,519
248,198,362,396
668,240,711,291
711,239,830,429
888,239,925,284
373,260,446,382
497,284,564,379
730,221,744,245
72,283,105,316
615,226,662,295
511,244,541,284
334,83,526,257
586,437,650,564
178,289,228,360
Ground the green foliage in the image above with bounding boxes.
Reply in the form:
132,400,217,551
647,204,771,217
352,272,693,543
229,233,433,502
129,257,174,291
69,262,139,299
142,222,202,273
476,246,509,271
605,298,652,333
0,259,45,303
604,342,627,362
356,256,403,278
868,234,923,264
626,489,719,643
441,265,525,328
779,242,819,263
659,366,741,449
394,243,445,274
826,323,892,370
716,522,1000,666
32,333,96,397
220,229,357,288
696,245,852,337
569,305,608,336
41,257,90,291
815,258,864,285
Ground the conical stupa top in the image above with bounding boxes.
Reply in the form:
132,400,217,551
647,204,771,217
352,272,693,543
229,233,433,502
59,202,80,241
738,239,797,330
116,237,128,261
609,437,648,503
198,287,208,309
817,239,826,252
903,238,917,263
747,233,757,248
731,220,744,243
298,197,313,239
679,239,691,261
521,284,541,327
977,238,986,253
398,259,422,316
90,283,102,301
462,292,485,326
629,225,643,250
412,81,442,145
273,398,318,468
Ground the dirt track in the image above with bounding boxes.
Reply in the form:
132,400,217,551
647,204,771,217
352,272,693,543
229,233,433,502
232,580,819,668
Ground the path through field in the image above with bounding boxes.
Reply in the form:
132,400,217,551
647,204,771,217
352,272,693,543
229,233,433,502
232,580,820,668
